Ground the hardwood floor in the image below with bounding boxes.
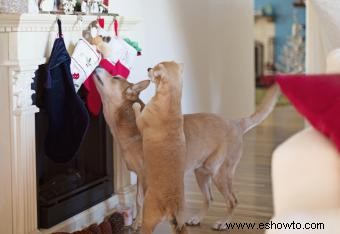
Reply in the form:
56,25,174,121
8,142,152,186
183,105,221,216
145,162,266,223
126,105,304,234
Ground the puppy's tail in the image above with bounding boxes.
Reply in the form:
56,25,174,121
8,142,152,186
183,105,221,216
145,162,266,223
238,84,280,134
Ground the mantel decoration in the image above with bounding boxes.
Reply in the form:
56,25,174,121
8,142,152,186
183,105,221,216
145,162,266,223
0,0,28,13
62,0,77,14
38,0,108,14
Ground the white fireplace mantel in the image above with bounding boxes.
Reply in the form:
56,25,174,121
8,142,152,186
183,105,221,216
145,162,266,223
0,13,140,234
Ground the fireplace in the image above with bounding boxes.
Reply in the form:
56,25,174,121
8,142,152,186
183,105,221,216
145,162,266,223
0,14,139,234
35,85,114,228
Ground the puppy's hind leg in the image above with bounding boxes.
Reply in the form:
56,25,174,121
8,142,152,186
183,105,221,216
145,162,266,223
171,210,188,234
211,159,239,231
186,167,212,226
141,192,163,234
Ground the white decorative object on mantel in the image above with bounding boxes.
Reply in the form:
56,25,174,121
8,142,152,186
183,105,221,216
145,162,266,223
0,0,40,14
0,0,28,13
0,13,140,234
81,0,89,13
28,0,39,13
39,0,55,12
62,0,77,14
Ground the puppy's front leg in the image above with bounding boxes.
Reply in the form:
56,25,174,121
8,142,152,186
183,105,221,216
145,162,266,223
132,102,142,117
132,176,144,231
132,102,143,131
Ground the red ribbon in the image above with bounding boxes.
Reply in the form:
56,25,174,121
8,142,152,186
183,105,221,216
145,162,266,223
98,18,105,28
114,19,118,36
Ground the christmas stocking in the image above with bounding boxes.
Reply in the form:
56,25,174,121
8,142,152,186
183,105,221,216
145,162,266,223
70,38,101,92
107,19,139,70
84,59,129,116
84,19,140,116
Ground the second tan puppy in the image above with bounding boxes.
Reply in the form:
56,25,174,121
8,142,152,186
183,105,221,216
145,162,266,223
132,62,188,234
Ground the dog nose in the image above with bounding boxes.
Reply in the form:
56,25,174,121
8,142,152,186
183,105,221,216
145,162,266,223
94,67,105,81
147,68,152,72
95,66,103,73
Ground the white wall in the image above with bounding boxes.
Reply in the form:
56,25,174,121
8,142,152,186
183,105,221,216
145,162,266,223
110,0,255,118
110,0,254,185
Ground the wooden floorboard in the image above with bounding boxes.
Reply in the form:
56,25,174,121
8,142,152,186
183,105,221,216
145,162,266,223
125,105,304,234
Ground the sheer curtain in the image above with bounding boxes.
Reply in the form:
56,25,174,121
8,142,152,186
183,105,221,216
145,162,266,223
306,0,340,73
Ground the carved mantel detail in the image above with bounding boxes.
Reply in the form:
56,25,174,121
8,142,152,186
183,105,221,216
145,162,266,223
10,61,43,112
0,13,140,234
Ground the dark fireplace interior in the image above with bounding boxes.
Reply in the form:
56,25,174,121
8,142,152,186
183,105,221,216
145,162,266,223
34,83,114,229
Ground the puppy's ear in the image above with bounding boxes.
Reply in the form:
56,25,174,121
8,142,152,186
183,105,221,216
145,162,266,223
125,80,151,101
133,80,151,92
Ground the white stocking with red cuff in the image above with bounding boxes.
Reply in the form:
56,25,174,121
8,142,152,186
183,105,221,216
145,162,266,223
70,38,101,92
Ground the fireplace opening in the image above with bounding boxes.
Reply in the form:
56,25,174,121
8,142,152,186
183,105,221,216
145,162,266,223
34,80,114,228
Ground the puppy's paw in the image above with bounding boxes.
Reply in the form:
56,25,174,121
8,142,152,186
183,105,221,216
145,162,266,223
212,219,230,231
132,102,141,112
132,219,142,231
186,216,201,226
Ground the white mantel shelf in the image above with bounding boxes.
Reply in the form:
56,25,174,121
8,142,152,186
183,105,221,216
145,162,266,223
0,13,140,234
0,13,141,32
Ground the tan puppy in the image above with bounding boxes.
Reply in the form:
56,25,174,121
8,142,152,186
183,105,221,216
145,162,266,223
132,61,187,234
93,67,279,231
